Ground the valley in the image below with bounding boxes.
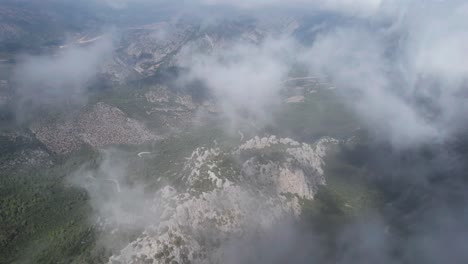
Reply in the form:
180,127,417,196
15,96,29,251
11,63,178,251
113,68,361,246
1,1,467,264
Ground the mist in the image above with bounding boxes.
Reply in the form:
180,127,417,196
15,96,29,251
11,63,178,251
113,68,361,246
179,0,468,263
299,0,468,148
12,35,114,121
178,37,297,131
69,149,155,228
3,0,467,263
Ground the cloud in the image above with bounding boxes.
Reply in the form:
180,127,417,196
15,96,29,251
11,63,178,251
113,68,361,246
30,1,468,263
69,149,157,228
299,0,468,148
179,37,297,131
157,0,468,148
214,218,325,264
12,35,113,119
302,28,439,147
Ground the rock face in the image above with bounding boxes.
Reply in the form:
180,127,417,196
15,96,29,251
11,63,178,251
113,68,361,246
108,136,337,264
31,102,159,154
101,15,302,80
100,23,197,81
237,136,337,200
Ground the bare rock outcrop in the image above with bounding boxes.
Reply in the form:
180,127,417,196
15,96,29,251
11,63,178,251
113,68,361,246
108,136,337,264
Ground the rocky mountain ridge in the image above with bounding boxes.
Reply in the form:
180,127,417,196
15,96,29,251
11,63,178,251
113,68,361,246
107,136,338,264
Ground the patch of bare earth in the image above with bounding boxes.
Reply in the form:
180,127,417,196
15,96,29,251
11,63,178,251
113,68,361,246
31,121,82,155
31,102,159,154
78,102,159,148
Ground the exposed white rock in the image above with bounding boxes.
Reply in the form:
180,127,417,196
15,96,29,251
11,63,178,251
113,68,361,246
278,166,313,199
108,136,338,264
236,135,303,152
110,184,292,264
183,147,221,180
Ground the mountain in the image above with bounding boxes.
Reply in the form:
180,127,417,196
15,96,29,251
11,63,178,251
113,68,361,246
0,8,366,262
1,1,467,264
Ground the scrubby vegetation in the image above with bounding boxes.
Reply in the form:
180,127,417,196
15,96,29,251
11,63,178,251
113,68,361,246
275,90,358,141
0,60,377,263
0,147,98,264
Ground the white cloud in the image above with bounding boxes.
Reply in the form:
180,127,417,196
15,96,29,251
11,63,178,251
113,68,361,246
180,37,297,130
302,28,438,147
300,0,468,147
13,35,113,114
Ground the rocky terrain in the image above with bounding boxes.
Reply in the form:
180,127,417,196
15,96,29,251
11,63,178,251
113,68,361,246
1,2,465,264
118,23,197,77
31,102,159,154
0,6,362,264
107,136,338,264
